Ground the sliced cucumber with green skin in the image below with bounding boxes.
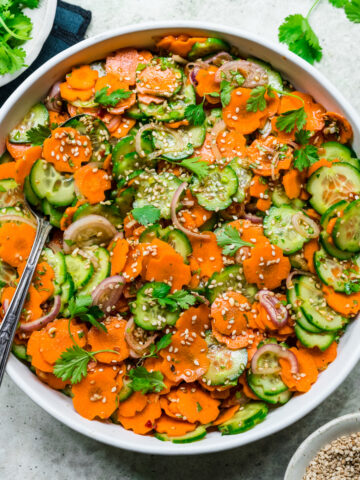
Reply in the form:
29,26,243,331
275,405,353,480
296,275,348,332
41,199,63,228
218,401,268,435
115,187,136,220
0,258,18,291
131,282,180,331
163,228,192,263
188,38,230,60
248,57,283,90
271,185,305,210
307,163,360,214
60,274,75,313
126,104,148,120
321,142,360,170
295,323,336,351
264,205,308,254
206,265,257,303
248,372,288,396
30,159,75,207
12,344,30,362
78,248,111,296
65,254,94,290
117,377,133,402
154,124,206,161
287,281,322,333
247,372,292,405
333,199,360,253
133,171,182,219
191,165,238,212
205,108,222,129
73,202,124,227
229,158,252,204
42,248,66,294
112,132,155,180
155,426,207,443
139,224,162,243
0,206,29,224
0,178,18,193
24,176,41,208
202,331,247,386
9,103,49,144
185,124,206,148
319,201,352,260
314,248,360,293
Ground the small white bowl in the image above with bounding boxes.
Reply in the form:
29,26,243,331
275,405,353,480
285,413,360,480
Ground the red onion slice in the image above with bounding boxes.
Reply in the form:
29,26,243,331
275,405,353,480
44,81,63,112
171,183,210,240
258,290,289,328
0,214,36,228
286,270,313,289
63,215,117,253
291,212,320,239
210,119,226,160
19,295,61,332
243,213,263,224
125,317,158,358
91,275,125,312
251,343,299,375
204,51,233,66
214,60,268,88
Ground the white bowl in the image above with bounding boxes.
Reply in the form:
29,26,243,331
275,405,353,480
1,22,360,455
0,0,57,87
285,413,360,479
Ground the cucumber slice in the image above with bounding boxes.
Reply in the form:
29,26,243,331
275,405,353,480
248,372,288,396
60,274,75,313
131,282,180,331
229,158,252,204
247,372,292,404
65,254,94,290
117,377,133,402
0,258,17,291
188,38,230,60
163,228,192,264
0,178,18,193
24,176,41,208
78,247,111,296
42,248,66,294
314,248,360,293
133,171,182,219
0,206,30,225
155,426,207,443
294,323,336,351
9,103,49,144
287,281,322,333
139,224,162,243
153,129,194,161
112,132,154,179
264,205,307,254
248,57,283,90
333,199,360,253
321,142,360,169
202,332,247,386
307,163,360,214
218,401,268,435
41,199,63,228
185,124,206,148
319,201,352,260
115,187,135,220
126,104,148,120
191,165,238,212
296,275,348,331
12,344,30,361
206,265,257,303
30,159,75,207
73,202,124,227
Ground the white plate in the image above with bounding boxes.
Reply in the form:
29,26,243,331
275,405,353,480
0,0,57,87
1,22,360,455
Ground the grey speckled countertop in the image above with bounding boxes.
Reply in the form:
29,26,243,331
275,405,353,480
1,1,360,479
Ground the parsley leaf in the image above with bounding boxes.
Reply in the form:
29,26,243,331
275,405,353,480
185,102,206,126
216,225,254,256
345,0,360,22
344,280,360,295
94,86,132,107
68,295,107,332
220,80,233,107
151,283,197,312
128,366,166,394
293,144,319,171
246,85,275,112
328,0,347,7
152,282,171,298
179,157,209,180
53,345,93,384
26,124,51,145
276,107,307,133
278,14,322,64
295,129,312,145
131,205,161,226
143,333,173,359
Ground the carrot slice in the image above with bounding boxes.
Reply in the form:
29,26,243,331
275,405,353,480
308,342,337,370
0,221,36,267
106,48,152,85
278,91,325,131
212,405,240,426
212,322,252,349
66,65,98,90
0,161,17,181
117,390,148,417
109,237,129,275
155,414,197,436
322,111,353,144
195,66,220,103
211,292,252,336
323,285,360,317
49,111,69,126
175,304,211,336
194,132,216,164
279,347,318,392
95,73,136,114
27,330,54,373
159,397,181,419
74,164,111,204
14,145,42,186
122,244,145,282
239,373,260,400
137,61,182,98
111,117,136,138
143,357,179,394
59,199,86,231
60,83,94,103
247,136,293,177
35,369,70,390
88,317,129,363
5,138,32,159
303,239,319,274
72,364,119,420
117,393,161,434
283,169,304,199
156,34,207,57
216,129,247,158
32,262,55,303
189,232,223,278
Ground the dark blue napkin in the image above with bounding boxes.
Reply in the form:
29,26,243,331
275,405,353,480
0,1,91,105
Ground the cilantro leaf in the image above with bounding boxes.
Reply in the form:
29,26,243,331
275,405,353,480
246,85,274,112
163,290,197,310
295,129,312,145
216,225,254,256
26,124,51,145
68,295,107,332
220,80,233,107
94,86,132,107
344,280,360,295
151,283,197,312
179,157,209,180
293,144,319,171
131,205,161,226
53,345,92,384
0,42,25,74
278,14,322,64
128,366,166,394
276,107,307,133
185,102,206,126
143,333,172,359
328,0,347,6
151,282,171,298
345,0,360,22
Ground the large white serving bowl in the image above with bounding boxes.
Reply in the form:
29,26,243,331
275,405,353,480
1,22,360,455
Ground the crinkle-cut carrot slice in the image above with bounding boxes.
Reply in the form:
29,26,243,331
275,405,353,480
5,137,32,159
95,73,136,114
212,322,252,349
0,161,17,181
175,305,211,337
66,65,98,90
117,390,148,417
216,129,246,158
14,146,42,186
155,414,198,436
194,133,216,164
308,342,337,371
122,244,145,282
322,111,353,144
271,116,296,142
178,191,212,230
72,364,119,420
49,111,69,126
243,241,291,290
106,48,152,85
229,218,266,245
32,262,55,303
35,369,70,390
323,285,360,317
60,200,86,231
279,347,318,393
156,34,207,57
254,299,294,337
167,383,220,424
137,94,164,105
246,136,293,177
303,239,319,274
43,127,92,173
88,317,129,364
189,232,223,279
159,331,209,383
212,405,240,426
278,91,325,132
74,164,111,204
239,373,260,400
60,82,94,102
164,119,189,129
211,292,252,336
0,221,36,267
283,169,305,199
249,174,267,199
109,237,129,276
307,158,338,177
136,61,183,98
145,253,191,293
256,198,271,212
27,331,54,373
159,397,181,419
117,393,161,434
110,117,136,138
195,66,220,103
20,285,43,324
39,319,87,365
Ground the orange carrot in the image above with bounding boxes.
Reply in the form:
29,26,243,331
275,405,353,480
195,66,220,103
95,74,136,114
189,232,223,278
117,390,148,417
0,222,36,267
117,393,161,434
74,164,111,204
109,237,129,275
88,317,129,363
279,347,318,392
211,292,252,336
278,91,325,132
167,383,220,423
212,405,240,426
35,369,70,390
106,48,152,85
309,342,337,370
247,136,293,177
155,414,197,436
32,262,55,303
156,34,207,57
322,111,353,144
27,330,54,373
303,239,319,274
283,169,304,199
323,285,360,317
66,65,99,90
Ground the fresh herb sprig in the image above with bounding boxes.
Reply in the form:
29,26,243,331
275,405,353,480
179,157,209,180
216,225,254,256
293,129,319,170
132,205,161,226
142,333,173,359
26,124,51,145
68,295,107,333
94,86,132,107
128,366,166,394
185,100,206,126
152,283,198,311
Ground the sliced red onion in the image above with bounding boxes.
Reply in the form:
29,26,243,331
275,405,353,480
19,295,61,332
258,290,289,328
171,183,210,240
292,212,320,239
243,213,263,224
0,214,36,228
251,343,299,375
189,67,199,87
63,215,117,253
204,51,233,66
44,81,63,113
286,270,313,289
210,119,226,160
214,60,268,88
91,275,125,312
125,317,158,358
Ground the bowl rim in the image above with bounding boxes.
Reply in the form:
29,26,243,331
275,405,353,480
3,20,360,455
